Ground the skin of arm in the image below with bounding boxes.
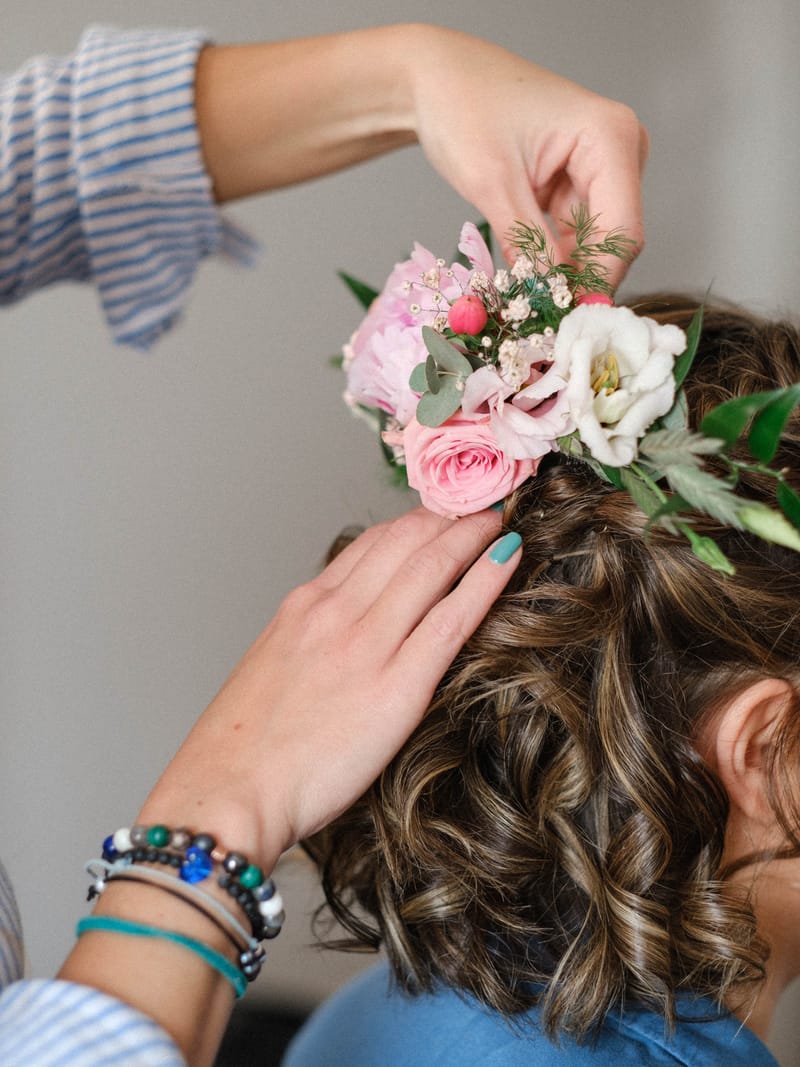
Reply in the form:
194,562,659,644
194,24,647,285
58,508,519,1066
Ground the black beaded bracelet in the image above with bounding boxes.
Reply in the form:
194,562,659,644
99,825,285,942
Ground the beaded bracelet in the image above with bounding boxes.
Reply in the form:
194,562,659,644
99,825,285,942
88,861,267,982
76,916,248,998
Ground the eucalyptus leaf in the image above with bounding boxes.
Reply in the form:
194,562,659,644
422,326,473,377
739,503,800,553
409,363,428,393
466,352,488,371
777,480,800,529
416,383,463,427
700,389,784,447
673,305,704,390
337,271,379,310
748,383,800,463
425,354,441,394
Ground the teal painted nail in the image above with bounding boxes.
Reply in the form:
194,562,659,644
489,531,522,564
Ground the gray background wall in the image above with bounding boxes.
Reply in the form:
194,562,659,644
2,1,799,1063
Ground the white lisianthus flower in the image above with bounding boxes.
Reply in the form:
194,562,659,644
552,305,686,466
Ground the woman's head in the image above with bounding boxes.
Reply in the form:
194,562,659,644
308,295,800,1038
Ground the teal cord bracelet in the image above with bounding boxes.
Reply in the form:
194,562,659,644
76,915,247,998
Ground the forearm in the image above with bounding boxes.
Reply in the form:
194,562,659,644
195,24,422,201
58,879,235,1067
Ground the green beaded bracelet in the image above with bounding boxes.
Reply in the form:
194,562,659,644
76,915,247,998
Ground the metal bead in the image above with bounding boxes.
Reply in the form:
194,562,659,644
191,833,216,853
223,852,248,875
170,828,192,850
130,825,149,847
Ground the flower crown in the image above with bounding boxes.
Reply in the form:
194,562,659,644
341,209,800,574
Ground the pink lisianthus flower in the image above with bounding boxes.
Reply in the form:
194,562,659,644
384,414,538,518
552,304,685,466
344,243,470,424
458,221,495,277
461,362,572,462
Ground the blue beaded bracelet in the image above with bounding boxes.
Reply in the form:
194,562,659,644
99,825,285,942
76,915,248,998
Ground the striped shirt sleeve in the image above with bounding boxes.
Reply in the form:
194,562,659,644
0,25,258,350
0,980,184,1066
0,861,184,1064
0,859,23,989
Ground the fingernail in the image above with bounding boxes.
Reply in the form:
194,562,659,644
489,531,522,564
490,500,505,512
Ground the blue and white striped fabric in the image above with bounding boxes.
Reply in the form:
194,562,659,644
0,25,252,1056
0,25,257,349
0,857,184,1064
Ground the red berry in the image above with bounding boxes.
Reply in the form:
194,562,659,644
448,294,488,335
576,292,614,307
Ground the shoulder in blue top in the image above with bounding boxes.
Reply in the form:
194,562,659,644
284,960,779,1067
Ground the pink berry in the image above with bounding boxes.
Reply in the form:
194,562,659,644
448,294,488,335
576,292,614,307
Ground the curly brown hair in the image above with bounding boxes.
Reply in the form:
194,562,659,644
306,295,800,1039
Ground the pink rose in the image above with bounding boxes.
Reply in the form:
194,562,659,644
388,415,538,517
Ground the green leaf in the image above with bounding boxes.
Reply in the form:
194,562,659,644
662,465,746,528
425,354,441,394
638,428,724,469
748,383,800,463
337,271,379,310
700,389,785,447
599,463,624,489
673,305,704,391
620,467,662,518
409,362,428,393
683,528,736,575
777,480,800,529
422,326,473,377
659,390,689,432
416,383,463,427
739,503,800,552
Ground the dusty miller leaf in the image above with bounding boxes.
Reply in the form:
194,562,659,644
639,428,724,469
662,465,746,529
739,504,800,552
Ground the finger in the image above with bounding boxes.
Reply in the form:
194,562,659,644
362,508,503,651
324,507,494,622
312,517,389,591
391,530,522,701
487,194,561,269
567,113,648,290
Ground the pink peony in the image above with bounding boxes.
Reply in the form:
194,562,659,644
387,414,538,517
345,244,469,424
